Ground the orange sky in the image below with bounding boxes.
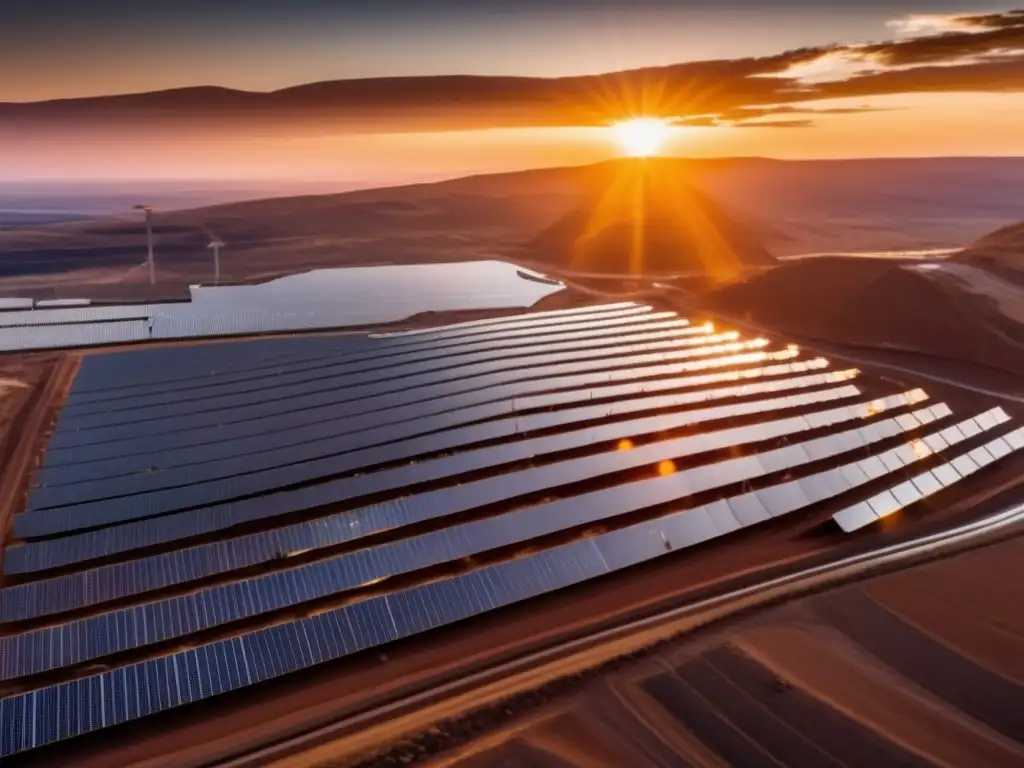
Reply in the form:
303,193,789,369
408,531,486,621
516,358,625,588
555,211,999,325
6,93,1021,183
2,5,1023,182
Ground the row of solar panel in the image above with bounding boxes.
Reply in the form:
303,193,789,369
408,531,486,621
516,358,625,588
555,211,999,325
29,340,775,512
66,302,646,395
53,327,711,459
834,413,1020,531
37,351,815,484
48,336,765,454
6,382,866,573
3,383,882,622
0,321,152,353
65,308,679,409
370,301,641,338
5,296,609,354
62,314,695,417
45,344,784,473
0,305,152,328
0,395,951,679
19,378,860,536
1,404,1006,757
54,326,729,436
51,313,676,457
0,298,35,311
32,360,835,503
35,299,92,308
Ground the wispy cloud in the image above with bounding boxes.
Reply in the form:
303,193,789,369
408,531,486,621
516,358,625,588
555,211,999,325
865,9,1024,65
731,119,815,129
956,10,1024,30
885,14,977,38
813,57,1024,99
2,11,1023,136
671,116,719,127
718,105,888,121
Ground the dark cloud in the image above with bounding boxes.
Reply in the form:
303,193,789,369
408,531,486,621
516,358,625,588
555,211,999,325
856,10,1024,65
0,49,830,132
669,105,882,129
813,56,1024,99
955,10,1024,30
1,13,1022,137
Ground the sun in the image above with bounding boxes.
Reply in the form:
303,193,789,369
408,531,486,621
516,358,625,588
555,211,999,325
611,117,672,157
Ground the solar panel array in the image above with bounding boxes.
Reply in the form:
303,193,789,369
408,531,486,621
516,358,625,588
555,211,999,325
0,320,152,352
0,298,35,312
1,301,1020,758
833,410,1022,531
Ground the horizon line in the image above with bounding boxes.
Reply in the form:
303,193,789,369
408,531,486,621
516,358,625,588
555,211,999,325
4,153,1024,189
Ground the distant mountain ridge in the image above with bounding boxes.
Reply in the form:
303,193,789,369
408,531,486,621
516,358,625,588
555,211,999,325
3,156,1024,289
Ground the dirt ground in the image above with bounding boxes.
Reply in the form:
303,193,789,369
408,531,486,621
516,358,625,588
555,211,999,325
431,535,1024,768
0,353,77,566
696,256,1024,379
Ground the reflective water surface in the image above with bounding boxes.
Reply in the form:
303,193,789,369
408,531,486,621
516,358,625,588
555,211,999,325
0,260,565,350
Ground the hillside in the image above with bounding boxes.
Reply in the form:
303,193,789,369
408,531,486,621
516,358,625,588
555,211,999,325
2,157,1024,292
524,163,775,278
697,256,1024,377
955,220,1024,283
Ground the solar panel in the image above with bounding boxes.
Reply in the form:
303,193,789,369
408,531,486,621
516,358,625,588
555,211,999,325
0,395,934,677
60,316,701,418
890,481,923,507
18,379,861,537
48,336,768,452
0,400,963,756
0,305,147,328
68,310,683,409
55,327,734,437
66,304,656,397
27,376,853,574
0,321,150,352
370,301,643,337
832,412,1020,532
55,352,809,477
36,365,851,503
12,381,852,614
0,298,35,311
22,298,1024,758
37,355,827,488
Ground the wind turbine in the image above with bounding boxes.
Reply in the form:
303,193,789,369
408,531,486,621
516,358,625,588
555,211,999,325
133,204,156,284
207,237,225,284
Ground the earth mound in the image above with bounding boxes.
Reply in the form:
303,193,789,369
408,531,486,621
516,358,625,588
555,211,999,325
524,162,776,279
955,220,1024,284
698,256,1024,376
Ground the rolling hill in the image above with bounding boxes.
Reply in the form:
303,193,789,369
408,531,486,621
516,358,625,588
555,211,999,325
697,255,1024,377
955,220,1024,283
524,163,776,278
3,156,1024,292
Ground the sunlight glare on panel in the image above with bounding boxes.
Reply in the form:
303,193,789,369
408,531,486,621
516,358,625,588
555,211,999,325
657,459,677,476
